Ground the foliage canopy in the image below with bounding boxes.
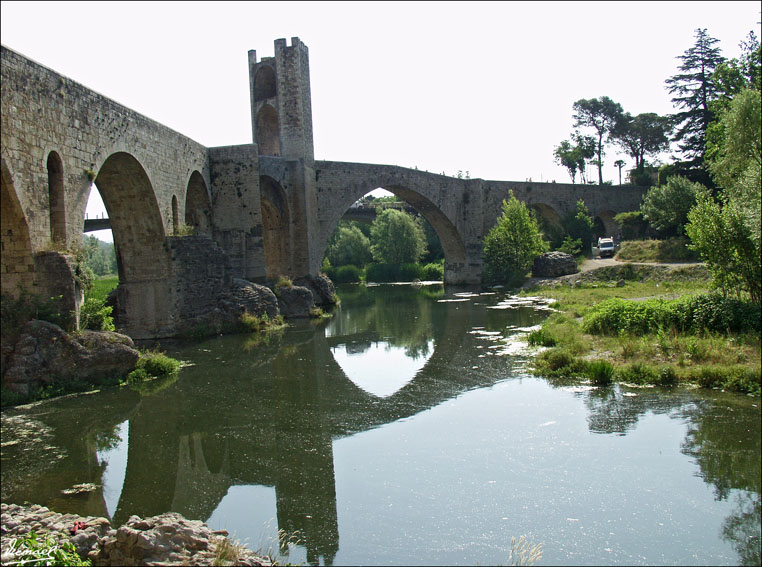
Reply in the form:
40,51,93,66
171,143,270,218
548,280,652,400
482,192,548,286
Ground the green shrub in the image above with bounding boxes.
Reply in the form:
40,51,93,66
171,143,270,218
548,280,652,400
137,350,180,377
333,264,362,283
527,327,557,347
586,359,614,385
582,293,761,336
365,263,425,282
80,297,115,331
1,292,73,334
656,366,678,386
616,363,659,385
534,348,585,375
422,261,444,281
126,367,150,384
399,263,425,281
692,365,761,395
557,236,583,257
2,531,91,566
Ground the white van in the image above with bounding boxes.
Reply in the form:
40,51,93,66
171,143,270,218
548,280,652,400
598,237,615,258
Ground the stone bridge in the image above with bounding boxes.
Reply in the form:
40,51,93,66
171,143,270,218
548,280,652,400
1,37,647,338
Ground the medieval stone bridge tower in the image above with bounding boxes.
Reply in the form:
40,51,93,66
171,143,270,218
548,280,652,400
1,37,647,339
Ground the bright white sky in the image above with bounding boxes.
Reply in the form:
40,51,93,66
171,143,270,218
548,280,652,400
2,0,760,236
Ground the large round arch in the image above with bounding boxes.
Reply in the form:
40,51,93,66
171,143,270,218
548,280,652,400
94,152,171,337
1,157,35,296
185,171,212,236
319,183,467,283
260,175,291,279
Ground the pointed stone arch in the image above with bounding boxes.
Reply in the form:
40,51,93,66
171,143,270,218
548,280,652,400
253,65,277,102
1,157,35,296
184,171,212,236
260,175,291,279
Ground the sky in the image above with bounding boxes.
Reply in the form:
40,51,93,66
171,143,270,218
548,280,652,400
1,0,760,240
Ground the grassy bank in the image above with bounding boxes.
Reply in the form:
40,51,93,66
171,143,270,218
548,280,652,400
521,267,761,396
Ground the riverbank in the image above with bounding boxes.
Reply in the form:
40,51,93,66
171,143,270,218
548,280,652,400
520,260,761,395
0,503,272,566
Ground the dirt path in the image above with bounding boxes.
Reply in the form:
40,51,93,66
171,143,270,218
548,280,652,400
521,257,706,290
578,257,704,272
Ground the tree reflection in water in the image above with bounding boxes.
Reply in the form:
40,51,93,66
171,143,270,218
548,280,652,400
558,384,761,566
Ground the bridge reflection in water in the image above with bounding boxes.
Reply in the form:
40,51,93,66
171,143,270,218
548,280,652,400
1,285,545,564
1,285,758,566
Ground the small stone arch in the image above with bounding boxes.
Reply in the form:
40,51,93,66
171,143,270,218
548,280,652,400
184,171,212,236
595,210,618,240
256,104,280,156
46,151,66,244
253,65,277,101
1,157,35,295
530,203,564,245
260,175,291,279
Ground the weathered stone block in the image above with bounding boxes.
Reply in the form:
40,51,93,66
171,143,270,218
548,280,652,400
532,252,579,278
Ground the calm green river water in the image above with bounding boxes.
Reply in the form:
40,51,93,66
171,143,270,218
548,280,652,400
2,284,760,566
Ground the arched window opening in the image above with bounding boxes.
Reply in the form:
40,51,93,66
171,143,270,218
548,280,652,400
253,65,277,101
172,195,179,234
256,105,280,156
185,171,212,236
260,176,290,278
47,151,66,244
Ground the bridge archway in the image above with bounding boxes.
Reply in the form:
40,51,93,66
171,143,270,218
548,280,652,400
260,175,291,279
1,157,35,295
46,151,66,245
321,183,466,282
184,171,212,236
94,152,171,337
595,210,618,240
530,203,564,245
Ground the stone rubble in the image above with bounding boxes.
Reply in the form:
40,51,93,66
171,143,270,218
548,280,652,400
1,503,272,566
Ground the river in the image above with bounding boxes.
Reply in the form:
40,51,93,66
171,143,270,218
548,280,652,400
1,283,759,566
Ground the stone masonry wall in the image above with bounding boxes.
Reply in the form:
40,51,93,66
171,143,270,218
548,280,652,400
1,45,210,254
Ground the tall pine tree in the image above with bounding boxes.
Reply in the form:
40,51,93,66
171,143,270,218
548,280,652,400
665,28,726,167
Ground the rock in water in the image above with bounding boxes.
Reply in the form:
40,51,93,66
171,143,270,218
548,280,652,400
2,320,139,396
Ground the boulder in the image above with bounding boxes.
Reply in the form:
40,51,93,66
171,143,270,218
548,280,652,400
177,279,280,337
532,252,579,278
226,279,280,320
276,285,314,318
2,320,139,396
0,503,271,566
293,274,337,306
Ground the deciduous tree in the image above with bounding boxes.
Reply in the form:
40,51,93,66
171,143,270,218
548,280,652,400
482,192,548,286
370,209,427,264
611,112,671,173
641,176,705,236
572,96,624,184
